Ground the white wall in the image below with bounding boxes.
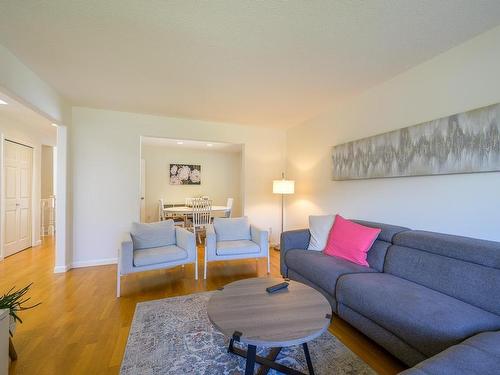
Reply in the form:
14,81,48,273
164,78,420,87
0,44,69,125
71,107,286,267
142,144,242,222
0,114,57,255
286,25,500,241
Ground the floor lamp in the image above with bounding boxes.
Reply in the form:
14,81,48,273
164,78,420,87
273,173,295,251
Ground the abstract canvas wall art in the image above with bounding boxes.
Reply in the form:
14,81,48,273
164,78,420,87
332,103,500,180
170,164,201,185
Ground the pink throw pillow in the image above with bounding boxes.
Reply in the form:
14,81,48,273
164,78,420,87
324,215,381,267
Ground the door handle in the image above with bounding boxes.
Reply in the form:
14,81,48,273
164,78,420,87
140,197,145,200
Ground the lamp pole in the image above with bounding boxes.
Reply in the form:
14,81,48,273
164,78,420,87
273,172,294,251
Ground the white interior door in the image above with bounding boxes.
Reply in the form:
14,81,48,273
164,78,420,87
140,158,146,222
4,140,33,256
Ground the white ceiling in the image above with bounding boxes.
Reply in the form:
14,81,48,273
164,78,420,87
141,137,242,153
1,1,500,128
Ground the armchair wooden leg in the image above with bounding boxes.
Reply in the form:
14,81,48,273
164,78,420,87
204,247,208,280
195,258,198,280
267,254,270,274
117,269,121,298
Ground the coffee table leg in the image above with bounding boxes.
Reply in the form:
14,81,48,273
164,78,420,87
303,343,315,375
245,345,257,375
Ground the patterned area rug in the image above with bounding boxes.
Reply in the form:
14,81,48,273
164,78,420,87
121,292,376,375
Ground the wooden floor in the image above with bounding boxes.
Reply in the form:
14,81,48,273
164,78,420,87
1,237,406,375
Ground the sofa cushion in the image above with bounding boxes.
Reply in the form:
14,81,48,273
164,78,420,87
133,245,187,267
338,303,426,367
336,273,500,358
213,217,251,241
353,220,409,243
388,230,500,316
131,220,176,250
399,331,500,375
352,220,409,272
216,240,260,256
285,249,377,295
324,215,381,267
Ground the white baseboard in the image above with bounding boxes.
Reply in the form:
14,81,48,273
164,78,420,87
53,264,71,273
32,240,42,247
71,257,118,269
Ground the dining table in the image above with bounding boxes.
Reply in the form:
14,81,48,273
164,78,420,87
162,205,230,215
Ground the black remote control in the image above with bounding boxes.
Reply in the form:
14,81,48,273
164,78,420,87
266,282,289,294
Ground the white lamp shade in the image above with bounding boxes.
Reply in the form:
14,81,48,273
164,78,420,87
273,179,295,194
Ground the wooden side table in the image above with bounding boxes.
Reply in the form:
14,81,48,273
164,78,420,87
207,277,331,375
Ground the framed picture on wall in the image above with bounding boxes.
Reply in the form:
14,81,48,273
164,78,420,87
170,164,201,185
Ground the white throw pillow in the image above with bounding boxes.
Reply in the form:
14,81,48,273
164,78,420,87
307,215,335,251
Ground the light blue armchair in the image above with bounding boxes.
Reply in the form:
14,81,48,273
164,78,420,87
204,217,269,279
117,219,197,297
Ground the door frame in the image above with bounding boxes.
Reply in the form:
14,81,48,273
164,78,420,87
0,125,68,272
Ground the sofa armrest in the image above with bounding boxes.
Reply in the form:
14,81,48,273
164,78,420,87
280,229,311,277
120,234,134,275
251,225,269,254
175,227,196,259
205,224,217,259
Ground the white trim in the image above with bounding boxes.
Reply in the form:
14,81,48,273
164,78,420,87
32,239,42,247
71,257,118,269
55,125,67,272
53,264,71,273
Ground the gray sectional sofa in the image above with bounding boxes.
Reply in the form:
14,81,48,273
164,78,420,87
280,220,500,374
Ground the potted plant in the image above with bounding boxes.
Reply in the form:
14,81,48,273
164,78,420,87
0,283,40,337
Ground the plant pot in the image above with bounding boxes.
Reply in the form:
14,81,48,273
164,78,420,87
8,316,15,335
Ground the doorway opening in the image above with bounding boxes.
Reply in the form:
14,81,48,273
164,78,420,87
139,136,244,224
0,91,65,270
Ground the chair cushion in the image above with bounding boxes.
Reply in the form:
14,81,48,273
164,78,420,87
399,331,500,375
131,220,176,250
133,245,187,267
285,249,377,295
336,273,500,357
213,217,251,241
216,240,260,256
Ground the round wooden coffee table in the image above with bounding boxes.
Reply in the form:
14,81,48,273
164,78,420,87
207,277,331,375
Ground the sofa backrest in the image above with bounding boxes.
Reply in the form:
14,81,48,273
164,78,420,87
353,220,409,272
385,230,500,316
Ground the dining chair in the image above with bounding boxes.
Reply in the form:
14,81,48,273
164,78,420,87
225,198,234,218
158,199,166,221
190,198,212,244
159,199,185,226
